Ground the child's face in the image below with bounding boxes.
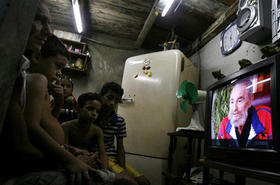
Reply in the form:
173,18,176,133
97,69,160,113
102,90,121,112
38,54,67,85
61,79,73,98
79,100,102,123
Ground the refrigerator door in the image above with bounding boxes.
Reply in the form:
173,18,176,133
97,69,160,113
118,50,199,185
118,50,182,158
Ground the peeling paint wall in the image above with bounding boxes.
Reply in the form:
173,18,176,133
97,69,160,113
71,42,149,98
190,32,264,90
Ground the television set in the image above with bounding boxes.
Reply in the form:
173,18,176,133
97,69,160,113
205,54,280,172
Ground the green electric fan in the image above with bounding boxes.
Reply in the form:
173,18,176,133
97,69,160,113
176,80,205,131
176,80,198,113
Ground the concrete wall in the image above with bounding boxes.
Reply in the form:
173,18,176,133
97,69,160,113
190,33,264,90
71,42,149,98
190,32,274,185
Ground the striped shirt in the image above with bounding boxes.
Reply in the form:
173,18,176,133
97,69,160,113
103,113,127,158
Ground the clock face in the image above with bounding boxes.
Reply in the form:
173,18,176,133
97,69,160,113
221,21,242,55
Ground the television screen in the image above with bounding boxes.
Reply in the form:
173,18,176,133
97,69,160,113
210,68,273,149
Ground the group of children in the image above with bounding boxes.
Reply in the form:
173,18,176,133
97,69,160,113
0,0,150,185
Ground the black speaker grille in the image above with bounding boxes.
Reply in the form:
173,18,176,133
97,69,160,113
237,8,251,28
239,0,247,9
237,6,257,33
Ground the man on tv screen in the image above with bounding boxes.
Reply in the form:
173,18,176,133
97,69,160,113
217,80,272,148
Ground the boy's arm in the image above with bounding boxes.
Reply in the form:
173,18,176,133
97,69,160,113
25,75,97,185
116,116,127,168
63,144,91,156
51,99,63,118
116,138,125,168
5,84,44,160
49,80,64,118
61,123,70,144
96,126,108,169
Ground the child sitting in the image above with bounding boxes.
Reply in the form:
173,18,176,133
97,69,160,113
98,82,150,185
24,35,105,185
62,92,107,169
62,92,137,185
58,77,77,123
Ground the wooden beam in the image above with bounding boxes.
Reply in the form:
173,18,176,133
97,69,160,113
217,0,236,6
93,0,152,16
83,33,137,50
185,0,238,57
0,0,39,134
88,1,148,40
135,0,159,48
51,23,137,50
48,0,150,40
181,0,228,19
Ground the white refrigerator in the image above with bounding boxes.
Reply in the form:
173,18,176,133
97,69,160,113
118,50,199,185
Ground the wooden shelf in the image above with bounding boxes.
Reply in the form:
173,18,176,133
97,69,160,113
68,50,89,57
60,38,86,45
62,67,87,75
59,37,90,77
64,67,86,72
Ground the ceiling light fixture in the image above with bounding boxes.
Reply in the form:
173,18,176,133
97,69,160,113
161,0,175,17
72,0,83,33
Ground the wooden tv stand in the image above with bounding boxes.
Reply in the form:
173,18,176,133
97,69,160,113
200,158,280,185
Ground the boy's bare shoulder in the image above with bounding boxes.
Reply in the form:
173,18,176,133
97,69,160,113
61,120,78,129
25,74,48,99
26,73,48,89
90,124,103,134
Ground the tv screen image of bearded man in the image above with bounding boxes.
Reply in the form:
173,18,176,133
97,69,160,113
211,69,273,149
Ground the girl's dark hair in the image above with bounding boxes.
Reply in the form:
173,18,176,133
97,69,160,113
61,75,74,88
100,82,124,97
41,34,69,59
78,92,102,108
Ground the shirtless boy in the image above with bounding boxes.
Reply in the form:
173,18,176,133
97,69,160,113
62,92,138,185
62,92,108,169
25,34,101,185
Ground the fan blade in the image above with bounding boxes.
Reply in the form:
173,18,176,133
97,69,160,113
176,80,188,99
185,82,198,103
180,100,189,113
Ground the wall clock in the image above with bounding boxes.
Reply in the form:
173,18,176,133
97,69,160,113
220,20,242,55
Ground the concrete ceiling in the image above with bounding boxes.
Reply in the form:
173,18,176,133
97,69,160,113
47,0,237,55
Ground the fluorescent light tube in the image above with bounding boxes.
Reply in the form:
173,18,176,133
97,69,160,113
161,0,175,17
72,0,83,33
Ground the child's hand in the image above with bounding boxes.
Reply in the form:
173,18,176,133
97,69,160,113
74,148,91,156
49,80,64,105
65,158,103,185
63,144,91,156
77,153,101,169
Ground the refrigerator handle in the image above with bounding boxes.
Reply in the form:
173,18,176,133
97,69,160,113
120,98,134,104
181,57,185,72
